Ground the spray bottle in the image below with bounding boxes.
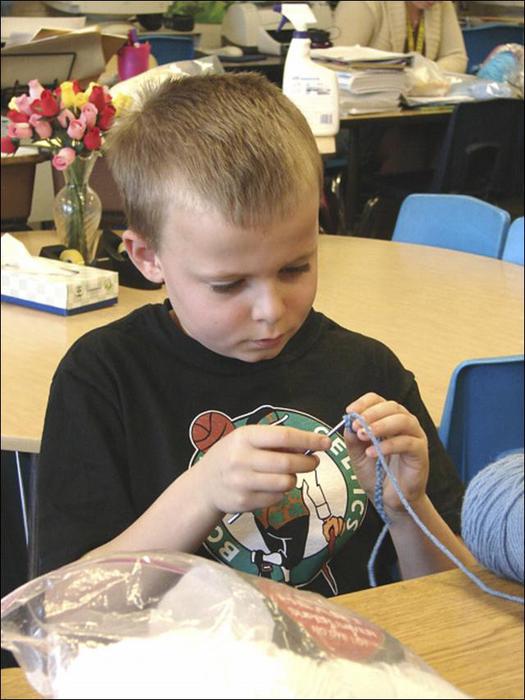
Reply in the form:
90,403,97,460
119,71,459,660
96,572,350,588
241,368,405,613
277,2,339,137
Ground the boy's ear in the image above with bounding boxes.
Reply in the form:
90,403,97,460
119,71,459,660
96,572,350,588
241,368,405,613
121,230,165,284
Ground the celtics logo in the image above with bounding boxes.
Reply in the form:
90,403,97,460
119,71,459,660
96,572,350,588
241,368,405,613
188,405,367,594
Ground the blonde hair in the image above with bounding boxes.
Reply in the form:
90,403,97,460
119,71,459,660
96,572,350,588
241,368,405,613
106,72,323,249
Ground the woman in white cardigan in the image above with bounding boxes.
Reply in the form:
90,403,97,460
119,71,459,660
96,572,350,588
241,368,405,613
333,1,467,74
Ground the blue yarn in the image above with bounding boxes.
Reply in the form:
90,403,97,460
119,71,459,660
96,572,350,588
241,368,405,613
461,452,524,585
344,412,524,605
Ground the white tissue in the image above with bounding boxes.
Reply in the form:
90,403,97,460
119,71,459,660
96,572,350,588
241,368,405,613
1,233,71,275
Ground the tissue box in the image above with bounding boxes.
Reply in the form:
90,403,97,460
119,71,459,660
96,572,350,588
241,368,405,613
1,259,118,315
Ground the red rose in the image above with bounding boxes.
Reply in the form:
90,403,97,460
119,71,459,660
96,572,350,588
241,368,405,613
97,104,116,131
72,80,81,94
1,137,17,154
32,90,60,117
7,109,29,124
83,126,102,150
88,86,107,113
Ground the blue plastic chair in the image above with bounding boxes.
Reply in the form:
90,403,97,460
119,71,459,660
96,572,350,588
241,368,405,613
392,194,511,258
462,23,524,74
138,34,195,65
502,217,524,265
438,355,524,483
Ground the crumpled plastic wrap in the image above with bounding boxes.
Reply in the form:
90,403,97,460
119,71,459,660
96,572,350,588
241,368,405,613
1,552,470,699
405,54,451,96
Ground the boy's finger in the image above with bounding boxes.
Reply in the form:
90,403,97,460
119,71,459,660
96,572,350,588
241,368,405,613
345,393,386,428
365,435,424,460
346,399,411,434
360,413,423,442
346,392,385,413
246,425,332,453
252,451,321,474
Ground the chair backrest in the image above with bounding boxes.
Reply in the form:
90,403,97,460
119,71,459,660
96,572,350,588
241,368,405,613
137,34,195,65
502,217,524,265
462,23,524,74
438,355,525,483
392,193,510,257
430,99,524,202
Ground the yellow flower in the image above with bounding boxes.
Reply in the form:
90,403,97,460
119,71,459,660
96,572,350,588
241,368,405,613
112,92,133,116
59,81,76,109
8,96,19,110
73,91,89,109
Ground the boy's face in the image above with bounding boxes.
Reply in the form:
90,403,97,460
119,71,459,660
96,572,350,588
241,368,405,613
136,192,319,362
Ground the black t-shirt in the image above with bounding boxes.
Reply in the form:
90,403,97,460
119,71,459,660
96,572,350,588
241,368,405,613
36,303,464,596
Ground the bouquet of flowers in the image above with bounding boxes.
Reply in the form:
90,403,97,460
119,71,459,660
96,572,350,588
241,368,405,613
1,79,130,167
1,80,131,262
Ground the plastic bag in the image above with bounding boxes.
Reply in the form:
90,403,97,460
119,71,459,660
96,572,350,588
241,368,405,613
405,54,451,96
1,552,470,699
109,55,225,102
477,43,524,97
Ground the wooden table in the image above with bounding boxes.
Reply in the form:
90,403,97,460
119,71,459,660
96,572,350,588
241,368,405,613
2,231,523,453
1,566,523,699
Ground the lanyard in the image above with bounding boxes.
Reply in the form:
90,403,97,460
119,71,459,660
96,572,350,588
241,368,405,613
406,16,425,54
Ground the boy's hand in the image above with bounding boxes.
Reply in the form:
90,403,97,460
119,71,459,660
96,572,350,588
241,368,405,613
197,426,332,516
344,393,429,520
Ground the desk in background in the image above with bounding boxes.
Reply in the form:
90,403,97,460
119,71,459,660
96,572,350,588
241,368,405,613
1,565,523,699
339,106,454,234
2,231,523,453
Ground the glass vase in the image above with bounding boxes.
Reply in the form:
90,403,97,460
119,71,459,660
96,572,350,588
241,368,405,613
53,153,102,264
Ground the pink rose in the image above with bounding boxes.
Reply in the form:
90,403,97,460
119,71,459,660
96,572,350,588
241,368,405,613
51,147,76,171
28,114,53,139
7,123,19,138
57,109,75,128
28,80,45,100
14,95,34,116
34,119,53,139
12,123,33,139
80,102,98,128
67,118,86,140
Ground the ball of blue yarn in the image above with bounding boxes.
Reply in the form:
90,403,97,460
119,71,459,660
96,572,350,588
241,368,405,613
461,452,524,584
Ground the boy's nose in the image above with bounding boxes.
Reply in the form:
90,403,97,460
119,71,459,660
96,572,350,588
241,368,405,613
251,282,285,325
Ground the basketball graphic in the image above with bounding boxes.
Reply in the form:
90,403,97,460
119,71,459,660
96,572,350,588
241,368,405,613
190,411,235,452
188,404,368,591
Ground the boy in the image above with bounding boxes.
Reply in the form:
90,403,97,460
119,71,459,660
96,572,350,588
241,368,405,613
35,73,475,595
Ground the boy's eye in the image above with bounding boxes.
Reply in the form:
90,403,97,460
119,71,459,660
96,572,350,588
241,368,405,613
209,263,310,293
281,263,311,276
210,279,244,294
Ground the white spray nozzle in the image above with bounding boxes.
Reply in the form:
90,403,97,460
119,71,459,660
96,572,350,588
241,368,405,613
279,3,317,32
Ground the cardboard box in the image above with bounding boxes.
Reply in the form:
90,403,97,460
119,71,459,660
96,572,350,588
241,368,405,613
1,258,118,315
1,25,127,89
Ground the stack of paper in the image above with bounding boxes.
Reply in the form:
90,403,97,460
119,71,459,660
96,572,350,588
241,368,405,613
312,45,411,115
311,45,413,68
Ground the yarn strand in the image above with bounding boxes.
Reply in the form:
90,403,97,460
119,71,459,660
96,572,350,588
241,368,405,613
344,412,524,605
